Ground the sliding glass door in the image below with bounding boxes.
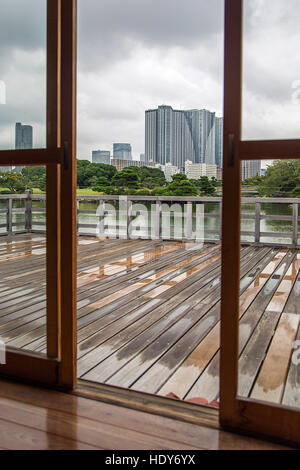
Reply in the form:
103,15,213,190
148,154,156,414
220,0,300,444
0,0,77,389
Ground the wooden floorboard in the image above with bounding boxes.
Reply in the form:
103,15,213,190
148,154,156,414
0,378,291,450
0,234,299,411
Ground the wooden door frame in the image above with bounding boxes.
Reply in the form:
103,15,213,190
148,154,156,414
220,0,300,445
3,0,300,445
0,0,77,389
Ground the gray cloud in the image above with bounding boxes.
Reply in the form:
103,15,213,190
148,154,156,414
1,0,300,158
0,0,46,54
78,0,223,70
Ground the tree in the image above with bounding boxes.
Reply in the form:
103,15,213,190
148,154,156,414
190,177,216,196
0,171,26,193
112,168,140,189
211,176,222,188
21,166,46,191
242,175,264,187
77,160,117,187
292,186,300,198
139,166,167,188
258,161,300,197
167,174,199,196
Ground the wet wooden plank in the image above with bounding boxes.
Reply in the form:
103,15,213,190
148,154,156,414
81,248,263,383
1,234,300,412
128,248,278,395
79,248,224,366
184,250,297,402
238,311,281,398
282,324,300,408
238,253,300,398
0,378,289,450
79,258,225,379
155,248,282,398
251,313,300,403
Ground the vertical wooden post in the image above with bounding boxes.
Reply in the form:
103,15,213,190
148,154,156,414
292,203,298,247
98,199,105,238
25,190,32,232
59,0,77,388
220,0,243,426
7,198,13,235
219,200,223,242
185,202,193,240
76,199,80,234
46,0,62,360
153,199,161,240
255,202,261,244
127,199,133,240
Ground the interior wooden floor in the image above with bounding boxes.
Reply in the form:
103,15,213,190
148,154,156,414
0,234,299,409
0,378,291,449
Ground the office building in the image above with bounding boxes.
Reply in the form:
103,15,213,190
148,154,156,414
110,159,141,172
113,143,132,160
163,163,180,182
15,122,33,150
185,160,217,180
242,160,261,181
215,117,223,168
145,106,218,171
92,150,111,165
14,122,33,172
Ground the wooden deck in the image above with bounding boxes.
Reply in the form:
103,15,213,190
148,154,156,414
0,233,300,409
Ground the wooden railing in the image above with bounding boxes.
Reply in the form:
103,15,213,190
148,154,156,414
0,193,299,246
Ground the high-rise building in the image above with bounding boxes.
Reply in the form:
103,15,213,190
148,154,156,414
185,160,217,180
113,143,132,160
15,122,33,150
145,106,217,171
92,150,111,165
110,158,156,172
110,159,141,172
163,163,180,182
15,122,33,172
215,117,223,169
242,161,261,181
184,109,216,165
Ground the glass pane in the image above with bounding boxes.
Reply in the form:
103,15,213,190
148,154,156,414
0,166,47,359
242,0,300,140
0,0,46,154
238,159,300,410
77,0,224,409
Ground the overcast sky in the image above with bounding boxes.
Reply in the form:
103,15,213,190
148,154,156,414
0,0,300,162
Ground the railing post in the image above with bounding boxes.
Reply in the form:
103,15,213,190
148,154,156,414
292,203,298,246
255,202,261,243
153,199,161,240
127,199,132,240
219,200,223,242
7,197,12,235
98,199,105,238
185,201,193,240
76,199,80,234
25,190,32,232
